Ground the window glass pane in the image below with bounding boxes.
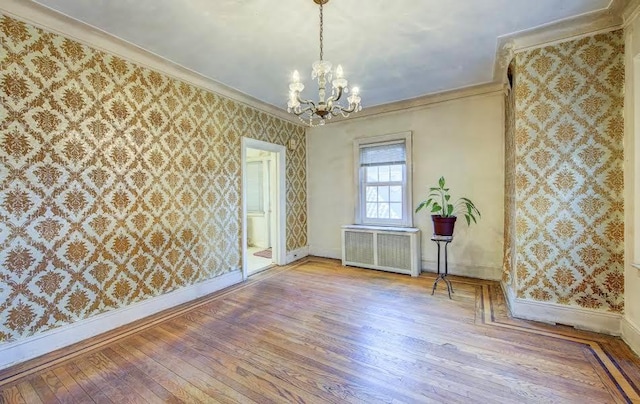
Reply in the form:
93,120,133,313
377,186,389,202
389,165,403,181
246,161,263,213
378,203,389,218
366,166,378,182
366,203,378,218
390,203,403,219
366,186,377,202
378,165,390,182
389,186,402,202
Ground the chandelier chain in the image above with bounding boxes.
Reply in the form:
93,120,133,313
319,2,324,61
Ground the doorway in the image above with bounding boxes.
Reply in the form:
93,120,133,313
242,138,286,279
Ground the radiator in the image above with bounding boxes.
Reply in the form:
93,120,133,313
341,225,421,277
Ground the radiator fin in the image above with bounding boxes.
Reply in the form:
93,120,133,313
377,233,411,270
344,231,374,265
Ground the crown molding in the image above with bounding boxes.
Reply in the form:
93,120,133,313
492,0,625,82
4,0,631,128
623,0,640,26
0,0,301,126
321,82,504,125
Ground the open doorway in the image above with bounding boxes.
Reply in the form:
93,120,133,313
245,147,276,274
242,138,286,279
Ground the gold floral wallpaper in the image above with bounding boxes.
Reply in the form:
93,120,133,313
502,62,516,290
509,30,624,312
0,15,307,342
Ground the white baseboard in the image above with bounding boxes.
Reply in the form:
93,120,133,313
622,317,640,356
0,270,243,371
421,260,501,281
308,246,341,260
502,282,621,335
286,246,309,264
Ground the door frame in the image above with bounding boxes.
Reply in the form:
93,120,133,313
241,137,286,280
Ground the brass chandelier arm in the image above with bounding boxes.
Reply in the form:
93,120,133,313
295,93,316,108
329,102,357,116
291,103,318,117
327,86,344,104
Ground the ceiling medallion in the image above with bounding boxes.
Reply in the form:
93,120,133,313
287,0,362,126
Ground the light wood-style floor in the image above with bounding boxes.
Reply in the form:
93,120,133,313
1,257,639,403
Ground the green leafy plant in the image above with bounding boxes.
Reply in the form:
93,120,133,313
415,176,481,225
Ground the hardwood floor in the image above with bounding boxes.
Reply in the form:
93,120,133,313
1,257,639,403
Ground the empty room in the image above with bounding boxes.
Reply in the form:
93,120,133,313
1,0,640,402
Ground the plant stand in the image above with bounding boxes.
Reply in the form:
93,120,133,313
431,235,454,298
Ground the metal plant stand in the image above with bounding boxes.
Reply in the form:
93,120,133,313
431,235,454,298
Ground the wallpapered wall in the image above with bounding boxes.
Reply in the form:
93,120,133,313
502,63,516,290
507,30,624,312
0,15,307,342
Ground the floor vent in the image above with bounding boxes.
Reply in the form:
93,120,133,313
341,225,421,277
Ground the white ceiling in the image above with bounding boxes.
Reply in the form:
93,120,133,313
34,0,614,109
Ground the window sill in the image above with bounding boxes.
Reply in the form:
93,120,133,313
342,224,419,233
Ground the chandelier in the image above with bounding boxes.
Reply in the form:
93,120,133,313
287,0,362,126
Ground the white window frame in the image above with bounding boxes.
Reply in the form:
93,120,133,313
354,131,413,227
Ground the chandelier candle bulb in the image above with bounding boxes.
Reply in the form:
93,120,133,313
286,0,363,126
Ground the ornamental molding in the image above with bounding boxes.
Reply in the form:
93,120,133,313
492,0,626,83
623,0,640,26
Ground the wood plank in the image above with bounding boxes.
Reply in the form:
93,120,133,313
129,327,278,404
50,366,93,403
125,333,256,404
0,258,637,404
15,382,42,404
28,374,60,404
154,321,401,403
39,370,75,404
0,386,25,404
73,354,145,404
99,346,182,404
188,301,572,403
62,362,113,404
168,309,511,403
111,341,217,403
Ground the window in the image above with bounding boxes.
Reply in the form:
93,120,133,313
246,161,264,213
355,132,412,227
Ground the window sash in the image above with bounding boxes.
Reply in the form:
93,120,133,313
358,163,407,226
354,132,412,227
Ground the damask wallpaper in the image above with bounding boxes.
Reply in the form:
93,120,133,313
509,30,624,312
502,63,516,290
0,15,307,342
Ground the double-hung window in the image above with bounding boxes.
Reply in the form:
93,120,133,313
355,132,412,227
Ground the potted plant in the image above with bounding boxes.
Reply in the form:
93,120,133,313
415,176,481,236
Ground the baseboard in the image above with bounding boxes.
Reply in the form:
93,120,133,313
622,317,640,356
502,282,622,335
0,270,243,370
286,246,309,264
421,260,501,281
308,247,341,260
